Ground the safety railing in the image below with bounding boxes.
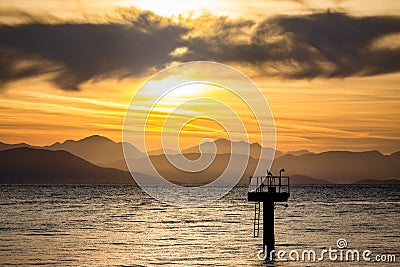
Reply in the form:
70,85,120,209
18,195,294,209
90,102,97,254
248,175,290,194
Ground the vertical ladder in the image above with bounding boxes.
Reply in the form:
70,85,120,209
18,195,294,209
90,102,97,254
253,201,261,237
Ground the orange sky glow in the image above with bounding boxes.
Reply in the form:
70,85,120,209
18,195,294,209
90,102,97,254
0,0,399,154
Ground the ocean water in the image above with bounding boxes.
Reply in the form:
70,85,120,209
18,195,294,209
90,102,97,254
0,184,399,266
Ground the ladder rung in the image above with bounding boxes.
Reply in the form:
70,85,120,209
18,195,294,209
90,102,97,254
253,202,261,238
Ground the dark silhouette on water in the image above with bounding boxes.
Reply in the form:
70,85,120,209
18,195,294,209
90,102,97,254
248,168,290,261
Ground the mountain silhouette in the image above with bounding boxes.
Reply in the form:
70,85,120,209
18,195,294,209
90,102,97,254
1,136,399,184
45,135,144,164
271,150,400,184
290,175,333,184
113,153,332,185
0,147,135,184
0,141,35,151
182,138,285,159
285,150,313,157
112,150,400,184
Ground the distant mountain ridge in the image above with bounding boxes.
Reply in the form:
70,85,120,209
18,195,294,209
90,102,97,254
290,175,333,185
44,135,144,164
181,138,285,159
0,135,144,165
0,136,290,164
0,141,35,150
0,136,399,184
0,147,134,184
109,151,400,185
271,150,400,184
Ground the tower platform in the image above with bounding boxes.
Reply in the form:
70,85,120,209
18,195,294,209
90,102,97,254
248,175,290,202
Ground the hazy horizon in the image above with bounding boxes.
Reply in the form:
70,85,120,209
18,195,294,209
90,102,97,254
1,134,399,155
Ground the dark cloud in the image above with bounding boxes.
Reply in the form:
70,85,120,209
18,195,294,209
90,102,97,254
183,11,400,78
271,12,400,78
0,10,399,90
0,10,188,90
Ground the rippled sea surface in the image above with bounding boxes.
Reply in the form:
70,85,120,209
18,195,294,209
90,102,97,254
1,184,399,266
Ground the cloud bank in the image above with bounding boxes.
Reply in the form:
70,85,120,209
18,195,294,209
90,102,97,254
0,8,399,90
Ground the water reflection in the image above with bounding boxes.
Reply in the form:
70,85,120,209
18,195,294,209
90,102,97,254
0,184,399,266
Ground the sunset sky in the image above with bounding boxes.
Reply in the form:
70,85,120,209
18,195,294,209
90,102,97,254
0,0,399,153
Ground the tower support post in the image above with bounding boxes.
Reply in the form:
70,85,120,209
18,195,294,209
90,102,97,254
248,174,290,262
263,200,275,259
